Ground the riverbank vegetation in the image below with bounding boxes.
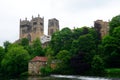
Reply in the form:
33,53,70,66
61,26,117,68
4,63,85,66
0,14,120,77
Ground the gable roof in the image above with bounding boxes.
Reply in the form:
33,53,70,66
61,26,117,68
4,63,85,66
30,56,48,62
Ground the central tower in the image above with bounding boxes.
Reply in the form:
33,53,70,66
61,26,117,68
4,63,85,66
20,15,44,42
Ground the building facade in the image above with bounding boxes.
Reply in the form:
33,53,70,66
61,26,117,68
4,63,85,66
20,15,44,42
28,56,48,75
20,15,59,44
48,18,59,35
94,20,109,38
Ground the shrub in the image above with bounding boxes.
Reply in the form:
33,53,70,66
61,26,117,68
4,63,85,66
40,66,52,76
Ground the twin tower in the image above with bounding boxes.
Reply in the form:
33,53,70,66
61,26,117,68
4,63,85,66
19,15,59,42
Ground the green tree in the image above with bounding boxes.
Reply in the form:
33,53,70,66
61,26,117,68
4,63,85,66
20,38,29,46
1,44,30,76
55,50,71,74
3,41,11,52
109,15,120,34
32,38,44,57
112,26,120,40
102,27,120,68
91,55,105,76
50,27,72,56
0,46,4,72
102,35,118,55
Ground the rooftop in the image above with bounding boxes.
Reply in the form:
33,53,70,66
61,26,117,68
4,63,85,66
30,56,48,62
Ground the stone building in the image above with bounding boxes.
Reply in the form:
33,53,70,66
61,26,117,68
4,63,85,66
28,56,48,75
19,15,59,45
28,56,57,75
48,18,59,35
20,15,44,42
94,20,109,38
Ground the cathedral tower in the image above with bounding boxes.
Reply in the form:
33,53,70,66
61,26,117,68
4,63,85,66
94,20,109,39
20,15,44,42
48,18,59,35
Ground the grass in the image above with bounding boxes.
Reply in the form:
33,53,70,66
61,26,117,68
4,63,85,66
105,68,120,78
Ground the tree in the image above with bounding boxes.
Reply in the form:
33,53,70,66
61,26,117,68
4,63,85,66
112,26,120,40
32,38,44,57
109,15,120,34
70,51,90,74
3,41,11,52
102,35,118,55
55,50,71,74
20,38,29,46
78,34,96,52
50,27,72,56
91,55,105,76
102,26,120,68
1,44,30,76
0,46,4,72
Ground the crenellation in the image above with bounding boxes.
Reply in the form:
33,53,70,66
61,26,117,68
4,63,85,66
20,15,59,44
48,18,59,35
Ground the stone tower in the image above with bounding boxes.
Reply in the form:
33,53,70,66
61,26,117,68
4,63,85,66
94,20,109,38
48,18,59,35
20,15,44,42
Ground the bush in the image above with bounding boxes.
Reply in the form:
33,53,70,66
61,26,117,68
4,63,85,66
20,71,28,76
91,55,105,76
40,66,52,76
106,68,120,78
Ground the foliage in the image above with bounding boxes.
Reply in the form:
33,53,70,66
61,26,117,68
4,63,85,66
91,55,105,76
31,38,44,57
3,41,11,52
20,38,29,46
50,27,73,56
109,15,120,34
40,66,52,76
70,51,90,74
106,68,120,78
55,50,72,74
1,14,120,77
102,27,120,68
0,46,4,72
1,44,30,76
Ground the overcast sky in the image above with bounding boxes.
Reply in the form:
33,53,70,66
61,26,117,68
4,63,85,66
0,0,120,46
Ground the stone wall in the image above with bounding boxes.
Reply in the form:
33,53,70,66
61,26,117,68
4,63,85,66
20,15,44,42
48,18,59,35
94,20,109,38
28,61,47,75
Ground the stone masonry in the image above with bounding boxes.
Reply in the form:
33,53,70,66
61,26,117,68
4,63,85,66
94,20,109,38
48,18,59,35
20,15,59,43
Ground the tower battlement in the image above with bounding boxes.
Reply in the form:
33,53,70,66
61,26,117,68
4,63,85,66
20,15,44,42
48,18,59,35
19,15,59,43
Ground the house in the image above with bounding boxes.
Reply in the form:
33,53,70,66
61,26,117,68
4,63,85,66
28,56,48,75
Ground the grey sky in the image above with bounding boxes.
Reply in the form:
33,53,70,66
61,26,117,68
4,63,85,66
0,0,120,46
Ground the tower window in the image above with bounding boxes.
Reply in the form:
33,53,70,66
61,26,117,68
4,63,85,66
33,22,37,25
40,23,43,26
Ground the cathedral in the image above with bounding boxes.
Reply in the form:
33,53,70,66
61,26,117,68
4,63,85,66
19,15,59,44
